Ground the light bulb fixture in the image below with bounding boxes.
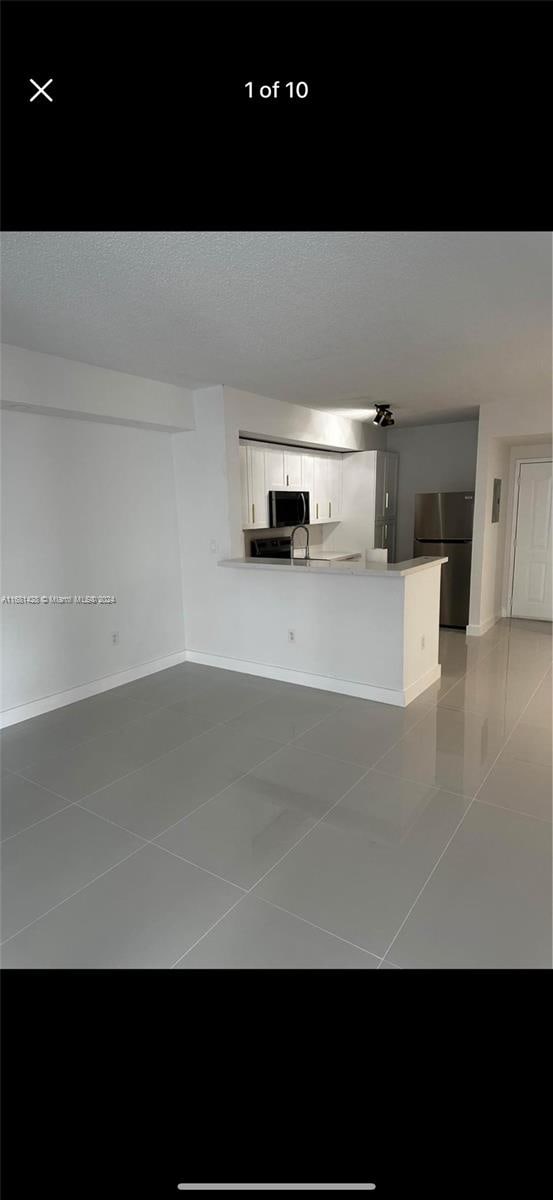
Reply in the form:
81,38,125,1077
373,404,395,427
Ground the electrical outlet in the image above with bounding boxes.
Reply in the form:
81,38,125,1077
288,629,295,642
209,540,217,554
112,632,119,645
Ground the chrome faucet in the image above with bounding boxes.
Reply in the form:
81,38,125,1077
290,524,310,563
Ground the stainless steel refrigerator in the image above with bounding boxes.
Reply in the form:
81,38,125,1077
413,492,474,627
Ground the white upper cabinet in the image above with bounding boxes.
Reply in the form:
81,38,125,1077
375,453,386,523
383,453,398,520
301,454,314,496
240,444,250,529
311,455,328,523
283,452,302,489
375,452,398,522
327,454,343,521
264,446,302,490
264,446,285,491
337,449,399,562
241,444,268,528
310,454,342,523
239,442,346,530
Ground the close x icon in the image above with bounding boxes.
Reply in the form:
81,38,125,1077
29,77,53,103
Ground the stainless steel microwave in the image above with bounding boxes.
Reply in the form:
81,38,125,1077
269,490,310,528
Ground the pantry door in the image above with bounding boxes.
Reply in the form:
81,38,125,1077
511,460,552,620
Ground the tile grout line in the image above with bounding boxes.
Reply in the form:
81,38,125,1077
2,648,455,782
361,766,471,801
4,625,547,964
9,726,287,840
5,677,353,846
11,716,252,802
1,623,504,751
4,690,196,774
4,691,362,850
70,793,249,891
0,843,146,951
170,764,375,967
253,896,383,963
0,628,507,940
6,667,286,780
140,841,248,893
168,895,249,968
77,740,296,840
0,624,513,777
474,794,552,825
367,650,552,789
4,709,365,949
1,736,298,947
0,786,75,845
6,663,341,779
1,627,499,831
284,695,444,770
376,657,553,967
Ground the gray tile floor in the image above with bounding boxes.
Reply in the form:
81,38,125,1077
1,619,551,968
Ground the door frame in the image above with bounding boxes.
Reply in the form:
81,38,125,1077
507,456,552,617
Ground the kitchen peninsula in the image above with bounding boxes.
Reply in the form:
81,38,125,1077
185,555,448,707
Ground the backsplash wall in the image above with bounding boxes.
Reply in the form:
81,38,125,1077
243,524,329,556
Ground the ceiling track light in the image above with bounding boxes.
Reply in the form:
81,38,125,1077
373,404,395,427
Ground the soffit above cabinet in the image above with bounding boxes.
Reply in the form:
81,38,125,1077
239,436,347,457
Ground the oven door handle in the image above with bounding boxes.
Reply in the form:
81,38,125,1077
301,493,306,524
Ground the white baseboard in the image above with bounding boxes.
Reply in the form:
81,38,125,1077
0,650,188,728
466,614,500,637
403,664,442,704
185,650,441,707
1,649,444,727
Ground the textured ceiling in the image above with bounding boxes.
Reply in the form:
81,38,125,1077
1,231,550,426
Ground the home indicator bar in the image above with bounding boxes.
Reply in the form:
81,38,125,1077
177,1187,376,1192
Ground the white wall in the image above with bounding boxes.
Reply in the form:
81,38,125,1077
172,387,232,658
468,435,511,634
469,397,553,634
403,567,441,688
186,560,443,705
190,565,406,697
1,410,185,713
1,369,382,718
1,344,195,431
172,386,386,646
386,421,479,562
173,385,442,704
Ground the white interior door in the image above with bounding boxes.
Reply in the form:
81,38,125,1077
511,460,552,620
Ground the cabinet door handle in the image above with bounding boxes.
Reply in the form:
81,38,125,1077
329,501,331,518
252,503,255,523
385,491,389,509
316,502,319,519
286,473,289,486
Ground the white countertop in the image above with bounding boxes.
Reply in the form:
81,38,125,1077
219,555,448,578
